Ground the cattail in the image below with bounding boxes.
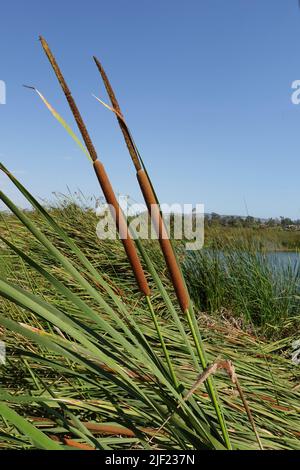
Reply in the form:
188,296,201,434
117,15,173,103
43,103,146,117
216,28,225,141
93,160,150,295
137,169,189,312
39,37,150,297
93,58,233,448
93,57,190,312
93,57,141,172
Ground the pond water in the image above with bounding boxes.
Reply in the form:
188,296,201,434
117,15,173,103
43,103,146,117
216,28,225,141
185,249,300,276
266,252,300,270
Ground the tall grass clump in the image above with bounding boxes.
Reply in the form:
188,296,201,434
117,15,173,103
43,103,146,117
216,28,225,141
1,198,300,450
183,243,300,338
0,168,231,450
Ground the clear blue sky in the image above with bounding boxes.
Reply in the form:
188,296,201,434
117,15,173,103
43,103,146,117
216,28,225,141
1,0,300,218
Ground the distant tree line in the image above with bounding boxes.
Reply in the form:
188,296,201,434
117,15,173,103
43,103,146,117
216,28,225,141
204,213,300,229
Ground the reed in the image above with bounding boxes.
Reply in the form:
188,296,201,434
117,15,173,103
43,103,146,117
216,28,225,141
0,37,297,451
0,170,228,450
1,197,299,450
39,37,149,298
39,38,180,387
93,57,231,448
183,245,300,338
93,56,189,313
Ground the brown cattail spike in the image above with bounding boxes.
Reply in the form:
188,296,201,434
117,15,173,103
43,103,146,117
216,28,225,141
94,161,150,297
137,169,189,312
93,58,189,311
93,56,141,172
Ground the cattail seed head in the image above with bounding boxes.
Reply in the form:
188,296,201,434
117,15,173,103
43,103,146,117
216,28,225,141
94,161,150,297
93,56,141,171
137,169,189,312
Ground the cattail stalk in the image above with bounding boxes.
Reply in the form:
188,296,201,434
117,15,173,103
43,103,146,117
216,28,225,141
137,169,190,312
39,37,150,297
94,56,190,313
39,37,178,387
93,57,141,172
93,58,231,448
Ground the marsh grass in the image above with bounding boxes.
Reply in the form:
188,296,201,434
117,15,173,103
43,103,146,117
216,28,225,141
183,244,300,338
0,177,230,450
204,225,300,252
0,200,299,450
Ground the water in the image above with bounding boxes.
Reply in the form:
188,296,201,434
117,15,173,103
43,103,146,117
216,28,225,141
184,249,300,281
184,249,300,276
266,251,300,270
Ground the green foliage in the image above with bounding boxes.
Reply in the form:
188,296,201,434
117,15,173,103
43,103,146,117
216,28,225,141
204,225,300,251
0,172,231,450
183,246,300,338
0,193,299,449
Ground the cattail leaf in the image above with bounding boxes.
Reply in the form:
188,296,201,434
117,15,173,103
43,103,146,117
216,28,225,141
0,402,62,450
25,86,91,161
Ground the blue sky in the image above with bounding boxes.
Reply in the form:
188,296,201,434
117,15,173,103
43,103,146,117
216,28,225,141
1,0,300,218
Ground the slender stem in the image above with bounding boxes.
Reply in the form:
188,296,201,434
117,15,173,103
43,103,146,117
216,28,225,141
94,55,231,448
146,296,178,389
185,306,232,450
137,169,190,312
93,58,190,312
39,36,150,298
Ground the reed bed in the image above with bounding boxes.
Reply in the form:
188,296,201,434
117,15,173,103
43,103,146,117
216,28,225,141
204,225,300,252
0,202,299,450
183,246,300,338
